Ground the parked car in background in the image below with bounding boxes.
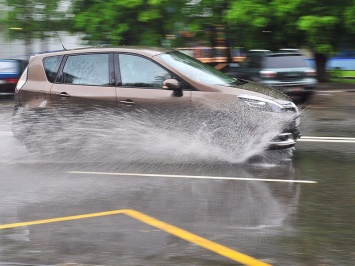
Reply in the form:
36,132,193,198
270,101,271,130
226,49,317,103
11,47,301,156
0,59,28,97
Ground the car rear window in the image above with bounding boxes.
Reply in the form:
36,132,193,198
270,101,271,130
265,55,308,68
0,61,18,74
43,55,63,83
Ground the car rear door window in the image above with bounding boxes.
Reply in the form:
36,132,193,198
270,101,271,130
43,56,63,83
62,54,110,86
118,54,170,88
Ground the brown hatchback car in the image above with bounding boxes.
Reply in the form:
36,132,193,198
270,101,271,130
11,47,300,156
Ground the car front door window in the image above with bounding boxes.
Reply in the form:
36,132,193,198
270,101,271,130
118,54,170,88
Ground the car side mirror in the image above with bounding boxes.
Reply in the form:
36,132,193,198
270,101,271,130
162,79,183,97
163,79,180,90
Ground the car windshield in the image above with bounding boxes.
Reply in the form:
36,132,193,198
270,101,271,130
265,55,308,68
159,51,240,86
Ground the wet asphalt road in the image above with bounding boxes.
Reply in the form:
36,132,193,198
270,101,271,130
0,90,354,266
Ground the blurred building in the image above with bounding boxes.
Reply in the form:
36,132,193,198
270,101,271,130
0,30,84,60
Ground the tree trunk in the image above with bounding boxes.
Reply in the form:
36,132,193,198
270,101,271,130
314,53,328,82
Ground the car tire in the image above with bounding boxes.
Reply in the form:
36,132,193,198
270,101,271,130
249,147,295,163
298,92,314,104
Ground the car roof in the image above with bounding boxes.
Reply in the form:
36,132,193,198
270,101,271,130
32,46,173,59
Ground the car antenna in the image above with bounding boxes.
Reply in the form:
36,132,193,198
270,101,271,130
56,31,67,50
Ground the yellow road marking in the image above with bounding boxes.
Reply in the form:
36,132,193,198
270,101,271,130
0,209,271,266
124,209,271,266
0,209,127,229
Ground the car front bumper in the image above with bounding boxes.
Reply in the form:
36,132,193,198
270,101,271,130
267,127,301,150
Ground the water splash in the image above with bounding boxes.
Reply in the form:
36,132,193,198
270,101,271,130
26,103,296,164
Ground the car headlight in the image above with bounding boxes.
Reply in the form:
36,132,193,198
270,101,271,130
290,101,301,126
290,101,299,115
238,95,284,113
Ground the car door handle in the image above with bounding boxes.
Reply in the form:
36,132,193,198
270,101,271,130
58,92,71,97
119,99,135,105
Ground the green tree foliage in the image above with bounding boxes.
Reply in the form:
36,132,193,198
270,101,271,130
70,0,355,81
344,1,355,33
224,0,355,81
71,0,188,46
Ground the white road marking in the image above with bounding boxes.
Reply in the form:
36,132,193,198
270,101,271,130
0,131,13,136
299,136,355,143
302,136,355,140
317,90,344,93
67,171,317,184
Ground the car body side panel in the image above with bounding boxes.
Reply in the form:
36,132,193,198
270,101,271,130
190,90,237,111
16,57,54,110
50,83,118,111
115,87,191,112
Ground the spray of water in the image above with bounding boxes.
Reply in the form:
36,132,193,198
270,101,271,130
13,100,296,164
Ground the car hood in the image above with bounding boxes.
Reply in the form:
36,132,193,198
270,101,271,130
234,79,291,101
207,79,291,102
